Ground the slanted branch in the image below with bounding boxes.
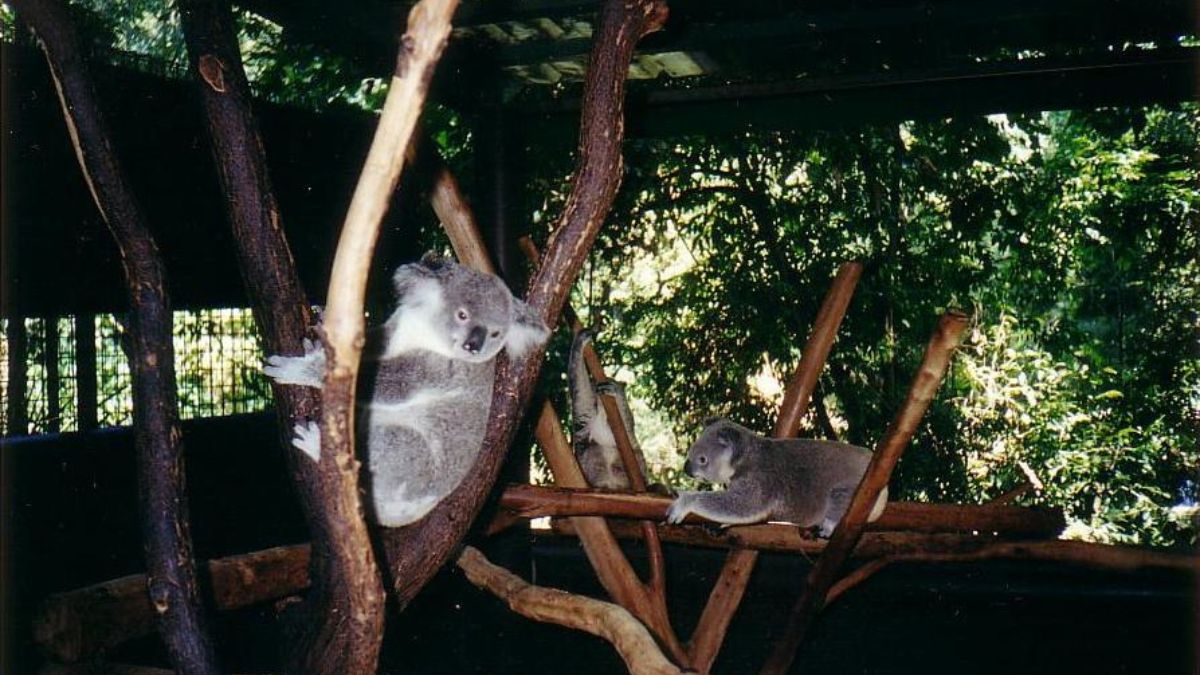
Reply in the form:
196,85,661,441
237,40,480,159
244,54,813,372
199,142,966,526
761,311,971,675
13,1,217,672
457,547,683,675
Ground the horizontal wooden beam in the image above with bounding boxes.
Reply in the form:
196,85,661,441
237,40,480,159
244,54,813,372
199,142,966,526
514,48,1198,139
497,484,1067,537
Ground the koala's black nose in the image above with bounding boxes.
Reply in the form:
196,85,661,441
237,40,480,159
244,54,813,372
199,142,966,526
683,458,695,477
464,325,488,353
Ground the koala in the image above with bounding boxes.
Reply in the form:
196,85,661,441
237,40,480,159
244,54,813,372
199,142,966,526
262,255,550,527
568,329,648,490
665,418,888,537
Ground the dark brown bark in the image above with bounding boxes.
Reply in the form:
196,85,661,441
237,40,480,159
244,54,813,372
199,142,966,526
11,2,218,673
380,0,669,609
176,2,381,673
761,311,970,675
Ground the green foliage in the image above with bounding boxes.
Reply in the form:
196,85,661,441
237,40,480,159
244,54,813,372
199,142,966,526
530,106,1199,547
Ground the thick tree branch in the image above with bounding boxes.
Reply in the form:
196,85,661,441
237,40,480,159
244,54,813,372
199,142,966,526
176,1,468,671
761,311,970,675
381,0,669,610
293,1,460,672
493,484,1066,536
457,547,684,675
12,2,217,672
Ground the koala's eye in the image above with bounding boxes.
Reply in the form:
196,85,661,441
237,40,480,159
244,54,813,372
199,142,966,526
456,308,469,321
698,455,708,466
490,330,501,338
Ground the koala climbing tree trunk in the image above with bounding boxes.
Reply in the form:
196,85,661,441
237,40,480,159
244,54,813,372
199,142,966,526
381,0,670,610
10,1,219,673
175,0,401,672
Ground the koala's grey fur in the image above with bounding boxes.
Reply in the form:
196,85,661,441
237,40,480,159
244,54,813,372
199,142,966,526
666,418,887,536
262,255,550,526
568,329,648,490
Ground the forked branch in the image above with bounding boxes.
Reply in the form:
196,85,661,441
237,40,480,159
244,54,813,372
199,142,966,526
381,0,668,610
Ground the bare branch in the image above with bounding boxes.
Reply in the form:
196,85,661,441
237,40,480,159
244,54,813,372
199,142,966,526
457,547,684,675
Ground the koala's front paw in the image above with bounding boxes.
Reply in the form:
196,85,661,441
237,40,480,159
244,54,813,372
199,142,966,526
292,420,321,462
818,518,839,539
263,340,325,387
665,492,696,524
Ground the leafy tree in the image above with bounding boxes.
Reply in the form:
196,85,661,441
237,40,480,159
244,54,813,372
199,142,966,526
530,106,1199,547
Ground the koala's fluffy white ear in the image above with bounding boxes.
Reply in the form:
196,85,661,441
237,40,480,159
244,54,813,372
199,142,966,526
505,298,550,359
392,255,446,297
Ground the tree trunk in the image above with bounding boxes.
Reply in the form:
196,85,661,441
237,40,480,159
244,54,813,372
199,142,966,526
11,2,217,672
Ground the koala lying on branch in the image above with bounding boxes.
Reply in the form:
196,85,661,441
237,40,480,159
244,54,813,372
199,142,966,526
263,255,550,527
667,418,887,537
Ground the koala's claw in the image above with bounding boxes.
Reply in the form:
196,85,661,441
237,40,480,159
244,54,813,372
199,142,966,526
292,420,321,462
665,495,693,524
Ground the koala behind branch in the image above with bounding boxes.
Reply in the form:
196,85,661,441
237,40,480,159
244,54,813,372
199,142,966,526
263,255,550,526
666,418,887,537
568,329,649,490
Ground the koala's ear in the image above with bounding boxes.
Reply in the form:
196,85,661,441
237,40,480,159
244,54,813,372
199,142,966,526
419,251,451,270
392,261,436,297
505,298,550,359
701,416,725,428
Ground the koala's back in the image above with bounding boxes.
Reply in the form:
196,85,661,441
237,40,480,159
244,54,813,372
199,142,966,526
749,439,873,526
359,350,496,525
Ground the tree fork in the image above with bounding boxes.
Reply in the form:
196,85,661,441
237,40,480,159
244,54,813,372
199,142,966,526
380,0,669,609
12,1,218,672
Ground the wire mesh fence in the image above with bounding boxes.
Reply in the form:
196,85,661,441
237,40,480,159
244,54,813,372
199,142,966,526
2,308,274,436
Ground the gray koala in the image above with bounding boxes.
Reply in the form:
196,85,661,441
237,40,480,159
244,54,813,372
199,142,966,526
568,329,648,490
262,255,550,526
666,418,887,536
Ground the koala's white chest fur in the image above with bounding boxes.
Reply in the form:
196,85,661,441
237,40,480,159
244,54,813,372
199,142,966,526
263,257,550,528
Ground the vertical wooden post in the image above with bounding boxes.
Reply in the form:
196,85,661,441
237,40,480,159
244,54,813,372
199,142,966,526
45,316,61,432
686,262,863,673
75,312,98,432
760,311,970,675
5,315,28,435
